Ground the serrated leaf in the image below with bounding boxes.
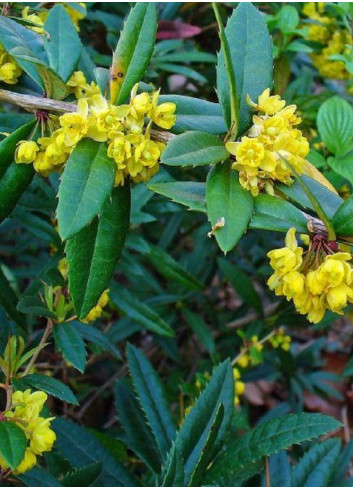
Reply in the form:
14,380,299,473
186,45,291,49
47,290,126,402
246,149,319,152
205,413,342,486
250,194,308,233
317,96,353,156
206,162,254,253
217,2,272,134
292,438,341,487
159,444,185,487
158,95,226,134
111,3,157,104
111,286,175,337
0,421,27,470
57,140,115,240
13,373,78,405
53,322,87,372
17,467,63,487
127,344,176,457
66,184,130,319
189,404,224,486
114,381,161,473
17,294,57,320
148,181,206,213
44,5,82,82
165,359,234,485
277,175,343,219
162,131,229,167
0,120,36,180
147,245,203,290
268,451,292,487
53,418,134,486
61,462,102,487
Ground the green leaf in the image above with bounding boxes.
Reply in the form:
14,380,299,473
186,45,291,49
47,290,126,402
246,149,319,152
217,2,272,134
73,321,121,359
17,467,63,487
189,404,224,486
0,15,45,88
148,181,206,213
0,421,27,470
0,161,35,224
0,268,26,325
327,152,353,185
332,194,353,237
61,463,103,487
112,3,157,104
13,373,78,405
111,286,175,337
53,418,134,486
277,175,343,219
10,47,68,100
206,162,254,253
317,96,353,156
165,359,234,485
147,245,203,290
57,140,115,240
218,258,262,314
0,120,36,180
53,322,87,373
44,5,82,82
277,5,299,33
162,131,229,167
292,438,341,487
182,309,215,354
66,184,130,319
160,444,185,487
158,95,227,134
17,294,57,320
268,451,292,487
114,381,162,473
205,413,342,486
250,194,308,233
127,344,176,457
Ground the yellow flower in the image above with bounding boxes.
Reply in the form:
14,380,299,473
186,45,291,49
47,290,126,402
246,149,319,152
267,228,303,276
15,141,39,164
152,102,177,129
28,417,56,455
14,449,37,475
59,99,89,146
107,136,131,167
21,6,47,34
248,88,286,115
82,290,109,323
135,138,161,168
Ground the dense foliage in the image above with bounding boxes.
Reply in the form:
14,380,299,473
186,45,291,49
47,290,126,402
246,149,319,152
0,1,353,487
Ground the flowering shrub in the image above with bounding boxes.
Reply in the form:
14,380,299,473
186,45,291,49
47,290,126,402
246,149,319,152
1,2,353,487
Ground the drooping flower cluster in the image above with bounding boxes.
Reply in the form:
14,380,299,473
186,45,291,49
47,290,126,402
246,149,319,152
15,72,176,186
268,228,353,323
233,367,245,406
226,89,309,196
0,43,22,85
302,2,352,80
268,328,291,351
21,3,86,33
0,390,56,474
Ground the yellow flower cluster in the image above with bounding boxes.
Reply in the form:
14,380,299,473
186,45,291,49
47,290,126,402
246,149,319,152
236,335,264,368
226,89,309,196
0,43,22,85
302,3,352,79
15,73,176,186
268,228,353,323
268,328,291,351
82,290,110,323
233,367,245,405
22,3,86,33
0,390,55,474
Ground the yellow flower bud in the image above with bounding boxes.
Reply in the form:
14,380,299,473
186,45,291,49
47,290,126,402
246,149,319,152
15,141,39,164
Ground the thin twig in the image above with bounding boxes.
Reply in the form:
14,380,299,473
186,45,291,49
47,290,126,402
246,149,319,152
265,456,271,487
23,319,53,376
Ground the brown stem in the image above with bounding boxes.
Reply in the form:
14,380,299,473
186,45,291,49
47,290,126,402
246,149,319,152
23,319,53,376
0,88,174,144
265,456,271,487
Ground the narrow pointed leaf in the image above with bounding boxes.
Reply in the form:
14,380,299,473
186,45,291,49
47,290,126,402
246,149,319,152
53,322,87,372
0,422,27,470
